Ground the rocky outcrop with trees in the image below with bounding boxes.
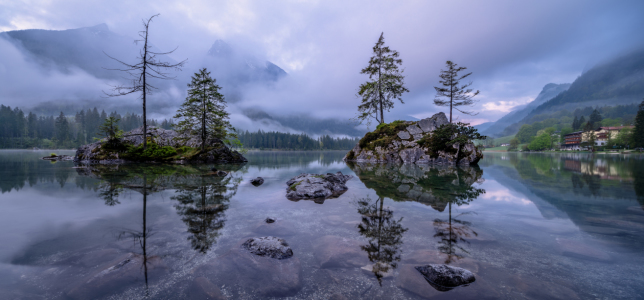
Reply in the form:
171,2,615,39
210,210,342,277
75,126,247,164
344,112,484,165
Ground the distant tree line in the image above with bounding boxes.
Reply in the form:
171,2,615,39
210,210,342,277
237,130,360,150
0,105,174,149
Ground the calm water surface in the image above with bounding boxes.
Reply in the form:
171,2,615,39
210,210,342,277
0,150,643,299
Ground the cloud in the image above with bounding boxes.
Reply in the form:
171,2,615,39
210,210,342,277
1,0,644,128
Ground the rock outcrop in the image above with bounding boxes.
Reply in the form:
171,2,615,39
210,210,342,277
241,236,294,259
415,264,476,291
285,172,353,201
74,126,247,164
344,112,483,165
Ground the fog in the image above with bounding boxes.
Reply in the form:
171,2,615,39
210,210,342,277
1,0,643,134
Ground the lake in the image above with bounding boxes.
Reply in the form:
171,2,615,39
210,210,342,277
0,150,643,299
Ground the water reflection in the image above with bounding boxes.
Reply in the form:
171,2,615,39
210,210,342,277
78,164,243,254
172,174,241,253
356,196,408,285
350,163,486,286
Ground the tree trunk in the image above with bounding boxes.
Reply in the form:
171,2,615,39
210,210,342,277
202,80,206,152
142,26,149,150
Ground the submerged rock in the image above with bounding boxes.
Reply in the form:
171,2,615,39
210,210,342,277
344,112,483,165
241,236,293,259
251,177,265,186
265,217,276,223
415,264,476,291
42,154,73,161
313,235,366,268
285,172,353,201
196,238,302,297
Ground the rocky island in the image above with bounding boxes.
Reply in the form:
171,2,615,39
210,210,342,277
74,126,247,164
344,112,484,165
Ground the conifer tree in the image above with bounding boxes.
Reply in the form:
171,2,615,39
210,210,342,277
633,100,644,148
572,116,579,130
434,61,480,123
98,117,123,147
54,112,70,146
357,32,408,125
589,109,603,128
174,68,234,151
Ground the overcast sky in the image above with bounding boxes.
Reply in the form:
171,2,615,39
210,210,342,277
2,0,644,126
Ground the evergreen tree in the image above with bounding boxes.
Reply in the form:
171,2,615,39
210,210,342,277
54,112,70,146
174,68,233,151
434,61,480,123
633,100,644,148
97,117,123,147
357,32,408,125
589,109,603,127
578,116,586,129
572,116,579,130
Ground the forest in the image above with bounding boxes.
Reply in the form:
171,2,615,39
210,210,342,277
237,130,359,150
0,105,360,150
0,105,173,149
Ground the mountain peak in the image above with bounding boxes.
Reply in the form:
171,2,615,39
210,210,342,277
207,39,233,58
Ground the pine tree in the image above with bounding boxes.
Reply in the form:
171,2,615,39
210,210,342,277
357,32,409,125
633,100,644,148
434,61,480,123
174,68,234,151
54,112,70,146
589,109,603,128
98,117,123,147
572,116,579,130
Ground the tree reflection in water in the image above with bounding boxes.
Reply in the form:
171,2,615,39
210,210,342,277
76,164,243,297
350,163,485,266
356,196,408,285
172,174,241,253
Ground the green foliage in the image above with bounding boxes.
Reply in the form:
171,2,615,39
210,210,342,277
358,120,408,150
633,100,644,148
357,32,408,125
416,122,486,159
123,143,178,161
174,68,234,150
97,116,124,146
515,124,535,143
528,133,552,151
508,138,519,151
346,150,355,160
289,181,302,191
434,61,480,122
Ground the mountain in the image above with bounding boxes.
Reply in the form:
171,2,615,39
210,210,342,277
482,83,571,137
1,24,149,80
473,122,493,133
203,40,287,89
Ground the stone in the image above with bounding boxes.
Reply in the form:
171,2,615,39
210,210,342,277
191,277,228,300
74,126,247,164
313,235,366,268
265,217,276,223
396,264,442,298
250,177,265,186
556,238,612,262
196,243,302,297
344,112,482,166
241,236,293,259
285,172,353,201
254,220,297,236
415,264,476,291
42,154,73,161
397,131,411,140
402,250,479,273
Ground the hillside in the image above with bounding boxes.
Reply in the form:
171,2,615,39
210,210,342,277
482,83,570,137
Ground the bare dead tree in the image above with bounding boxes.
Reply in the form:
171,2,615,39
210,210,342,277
433,61,480,123
103,14,186,149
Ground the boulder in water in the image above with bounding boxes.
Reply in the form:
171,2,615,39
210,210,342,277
415,264,475,291
241,236,293,259
285,172,353,201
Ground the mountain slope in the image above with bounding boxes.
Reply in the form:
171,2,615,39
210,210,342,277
526,48,644,118
482,83,570,137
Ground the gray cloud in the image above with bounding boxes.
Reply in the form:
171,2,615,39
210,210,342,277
1,0,644,128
